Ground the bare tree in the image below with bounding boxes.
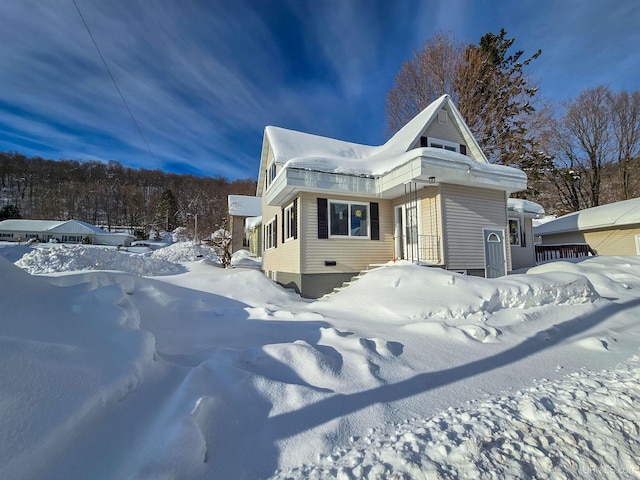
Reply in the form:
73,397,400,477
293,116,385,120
211,219,232,268
609,90,640,200
561,86,613,208
385,32,464,135
545,116,590,213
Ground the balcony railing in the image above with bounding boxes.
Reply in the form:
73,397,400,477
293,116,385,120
393,234,441,264
535,243,597,264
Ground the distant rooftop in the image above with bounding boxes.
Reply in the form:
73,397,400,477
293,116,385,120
228,195,262,217
534,197,640,235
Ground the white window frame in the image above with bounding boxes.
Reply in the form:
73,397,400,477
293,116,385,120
264,218,277,250
284,202,296,241
438,110,448,125
508,218,521,247
427,137,459,153
328,200,370,239
266,162,277,189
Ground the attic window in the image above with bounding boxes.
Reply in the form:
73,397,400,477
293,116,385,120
438,110,448,125
427,137,459,153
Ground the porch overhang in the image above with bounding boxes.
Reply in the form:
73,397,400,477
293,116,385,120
265,168,377,206
265,151,527,207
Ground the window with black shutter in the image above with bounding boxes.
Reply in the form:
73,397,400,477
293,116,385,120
317,198,328,239
370,202,379,240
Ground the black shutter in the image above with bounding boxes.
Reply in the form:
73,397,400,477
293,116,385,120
460,144,467,155
317,198,328,239
293,198,298,239
281,207,285,243
274,215,278,248
370,202,379,240
420,136,428,147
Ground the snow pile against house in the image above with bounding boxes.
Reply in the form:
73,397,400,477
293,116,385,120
317,263,597,322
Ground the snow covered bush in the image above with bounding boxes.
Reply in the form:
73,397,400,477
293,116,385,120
211,221,232,268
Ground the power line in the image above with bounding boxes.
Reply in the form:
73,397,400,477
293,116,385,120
72,0,160,169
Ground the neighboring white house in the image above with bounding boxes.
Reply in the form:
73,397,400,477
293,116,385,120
228,195,262,254
0,219,135,246
534,197,640,256
256,94,531,298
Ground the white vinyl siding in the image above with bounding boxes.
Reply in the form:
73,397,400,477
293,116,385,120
301,193,393,274
440,184,511,271
510,217,536,270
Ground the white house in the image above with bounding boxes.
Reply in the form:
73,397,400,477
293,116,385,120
0,219,135,246
255,95,533,298
228,195,263,254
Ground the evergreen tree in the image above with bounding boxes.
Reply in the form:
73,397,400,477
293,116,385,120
157,189,180,231
455,29,542,169
0,204,22,221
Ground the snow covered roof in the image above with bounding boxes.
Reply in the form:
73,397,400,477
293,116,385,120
0,219,108,234
507,198,545,219
0,219,65,231
258,95,527,205
534,197,640,235
244,216,262,232
228,195,262,217
264,95,490,178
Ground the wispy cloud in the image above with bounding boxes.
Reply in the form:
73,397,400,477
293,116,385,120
0,0,638,179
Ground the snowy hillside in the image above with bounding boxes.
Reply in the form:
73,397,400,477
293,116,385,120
1,241,639,479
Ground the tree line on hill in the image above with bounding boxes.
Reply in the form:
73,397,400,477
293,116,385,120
0,152,256,239
386,29,640,216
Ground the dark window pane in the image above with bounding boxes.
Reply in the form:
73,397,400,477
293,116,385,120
330,203,349,235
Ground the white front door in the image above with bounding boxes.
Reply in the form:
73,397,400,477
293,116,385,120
484,228,507,278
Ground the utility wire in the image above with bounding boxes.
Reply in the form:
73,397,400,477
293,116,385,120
72,0,160,169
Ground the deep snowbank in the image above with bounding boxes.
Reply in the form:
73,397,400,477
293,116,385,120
0,257,156,480
317,263,598,320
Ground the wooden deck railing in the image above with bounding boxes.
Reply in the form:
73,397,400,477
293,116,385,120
535,243,597,263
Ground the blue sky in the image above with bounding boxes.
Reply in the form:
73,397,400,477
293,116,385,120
0,0,638,180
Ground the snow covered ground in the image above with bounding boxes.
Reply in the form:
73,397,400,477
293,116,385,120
1,241,640,479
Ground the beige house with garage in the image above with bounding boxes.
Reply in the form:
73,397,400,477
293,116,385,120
256,94,530,298
535,197,640,256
